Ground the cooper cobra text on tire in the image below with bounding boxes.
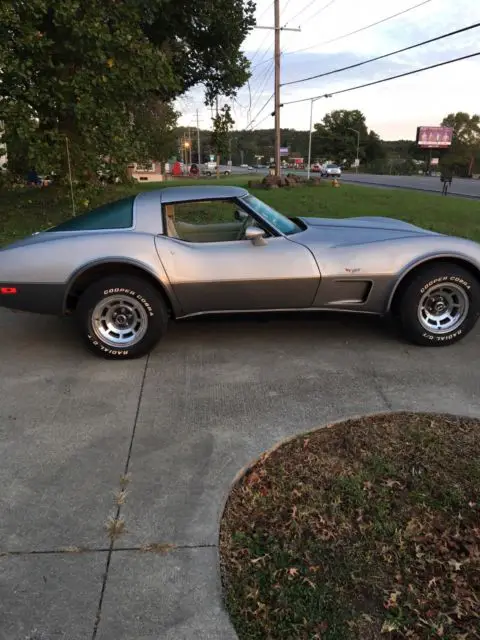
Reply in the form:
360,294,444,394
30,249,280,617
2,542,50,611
397,262,480,346
76,275,169,359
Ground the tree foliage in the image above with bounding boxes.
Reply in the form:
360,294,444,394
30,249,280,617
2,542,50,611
440,112,480,177
211,105,235,159
313,109,369,164
0,0,255,179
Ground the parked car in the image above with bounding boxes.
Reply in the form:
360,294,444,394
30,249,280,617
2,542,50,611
202,163,231,176
311,164,322,173
1,185,479,358
322,163,342,177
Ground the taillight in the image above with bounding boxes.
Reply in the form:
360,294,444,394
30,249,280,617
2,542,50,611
0,287,17,295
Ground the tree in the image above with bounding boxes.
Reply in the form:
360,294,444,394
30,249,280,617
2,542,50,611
0,0,255,180
364,130,385,163
211,104,234,169
440,112,480,177
313,109,368,164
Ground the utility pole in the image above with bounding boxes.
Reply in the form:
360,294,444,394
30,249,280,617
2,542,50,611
274,0,281,177
256,10,299,177
196,109,201,165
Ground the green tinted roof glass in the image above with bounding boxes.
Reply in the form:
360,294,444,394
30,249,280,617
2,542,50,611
47,196,135,231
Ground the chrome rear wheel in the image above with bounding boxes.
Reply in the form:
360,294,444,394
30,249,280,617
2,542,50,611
92,295,149,348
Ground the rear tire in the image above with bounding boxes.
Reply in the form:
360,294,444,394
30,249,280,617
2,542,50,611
396,263,480,346
76,276,168,359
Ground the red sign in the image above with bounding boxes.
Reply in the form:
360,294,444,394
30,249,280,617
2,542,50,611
416,126,453,148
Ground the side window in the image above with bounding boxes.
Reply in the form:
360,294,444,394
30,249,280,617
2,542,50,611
163,200,263,243
47,196,135,232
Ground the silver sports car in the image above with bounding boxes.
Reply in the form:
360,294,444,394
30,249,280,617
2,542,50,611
1,185,479,358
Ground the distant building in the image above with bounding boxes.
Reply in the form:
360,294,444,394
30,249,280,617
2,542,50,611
126,161,164,183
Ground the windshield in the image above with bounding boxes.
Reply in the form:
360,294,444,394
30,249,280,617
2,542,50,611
327,164,338,168
242,194,302,235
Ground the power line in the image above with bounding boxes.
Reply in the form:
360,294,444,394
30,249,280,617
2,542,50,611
250,62,275,114
245,93,274,130
251,56,274,71
250,31,271,64
282,0,311,28
281,50,480,106
282,0,294,24
282,21,480,87
247,111,273,131
257,0,274,22
251,42,274,70
283,0,433,57
302,0,336,26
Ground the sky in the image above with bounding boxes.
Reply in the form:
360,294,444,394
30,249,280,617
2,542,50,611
176,0,480,141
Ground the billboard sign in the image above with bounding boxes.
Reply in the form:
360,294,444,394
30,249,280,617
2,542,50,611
416,126,453,148
280,147,289,156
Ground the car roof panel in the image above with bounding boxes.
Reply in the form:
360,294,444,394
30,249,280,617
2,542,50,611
157,185,249,203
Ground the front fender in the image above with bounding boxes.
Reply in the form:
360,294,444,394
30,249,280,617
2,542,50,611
386,250,480,312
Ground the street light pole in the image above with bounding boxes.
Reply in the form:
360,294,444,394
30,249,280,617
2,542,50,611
348,127,360,173
307,95,332,180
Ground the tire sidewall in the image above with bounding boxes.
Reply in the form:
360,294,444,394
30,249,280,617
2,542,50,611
400,266,480,346
78,277,167,359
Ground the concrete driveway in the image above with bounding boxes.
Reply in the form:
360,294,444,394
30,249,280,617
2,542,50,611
1,308,479,639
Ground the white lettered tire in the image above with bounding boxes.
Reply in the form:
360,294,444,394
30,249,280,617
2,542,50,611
397,262,480,346
76,276,169,359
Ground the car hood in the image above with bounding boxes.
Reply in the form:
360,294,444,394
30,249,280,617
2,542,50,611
299,215,440,245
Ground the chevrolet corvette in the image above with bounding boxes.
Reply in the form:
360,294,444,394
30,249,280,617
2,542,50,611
0,185,479,358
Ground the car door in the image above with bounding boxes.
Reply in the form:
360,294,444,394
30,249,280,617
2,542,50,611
154,200,320,315
156,234,320,315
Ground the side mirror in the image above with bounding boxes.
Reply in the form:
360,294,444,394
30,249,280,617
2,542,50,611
245,226,267,246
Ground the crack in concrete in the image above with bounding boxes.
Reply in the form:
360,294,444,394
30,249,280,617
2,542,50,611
368,361,394,411
0,543,217,557
91,353,150,640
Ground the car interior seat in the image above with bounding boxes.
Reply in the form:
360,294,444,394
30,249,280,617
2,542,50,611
165,205,179,238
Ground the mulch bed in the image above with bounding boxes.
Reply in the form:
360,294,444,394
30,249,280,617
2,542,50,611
220,413,480,639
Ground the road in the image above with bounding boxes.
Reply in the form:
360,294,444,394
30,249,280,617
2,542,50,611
230,166,480,199
340,172,480,199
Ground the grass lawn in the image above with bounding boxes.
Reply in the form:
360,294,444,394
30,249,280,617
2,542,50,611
220,413,480,640
0,176,479,246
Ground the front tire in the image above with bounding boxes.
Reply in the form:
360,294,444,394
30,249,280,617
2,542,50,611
396,263,480,346
76,276,169,359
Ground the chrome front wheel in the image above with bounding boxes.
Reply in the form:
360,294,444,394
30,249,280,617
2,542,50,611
417,283,469,334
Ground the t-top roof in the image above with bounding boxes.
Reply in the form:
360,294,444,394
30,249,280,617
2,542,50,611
157,185,249,203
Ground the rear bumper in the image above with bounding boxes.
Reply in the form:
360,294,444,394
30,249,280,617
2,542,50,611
0,283,66,315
